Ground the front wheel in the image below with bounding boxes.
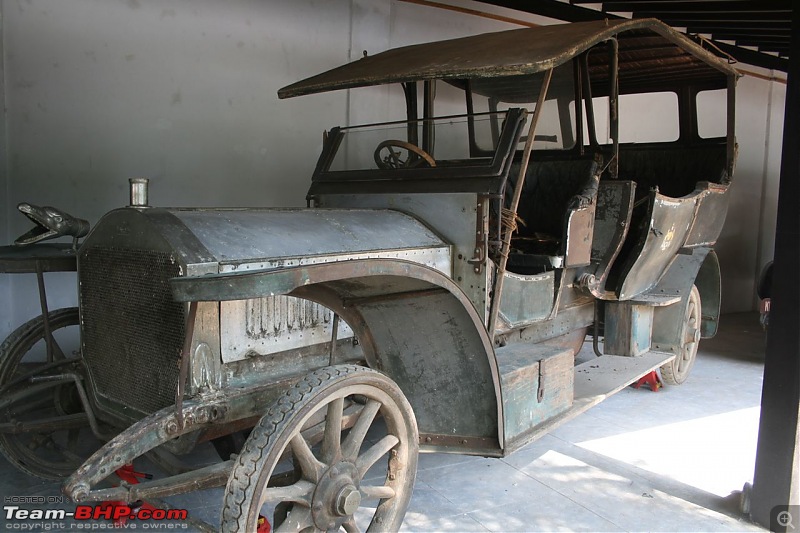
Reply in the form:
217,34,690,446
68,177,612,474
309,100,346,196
660,285,701,385
221,365,418,532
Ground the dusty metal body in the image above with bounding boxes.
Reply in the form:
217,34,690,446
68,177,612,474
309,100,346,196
0,18,739,531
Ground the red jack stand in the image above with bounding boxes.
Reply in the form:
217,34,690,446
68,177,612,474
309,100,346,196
98,464,157,526
633,370,662,392
257,515,272,533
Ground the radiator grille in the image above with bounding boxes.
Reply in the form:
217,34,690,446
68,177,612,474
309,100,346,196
79,247,185,417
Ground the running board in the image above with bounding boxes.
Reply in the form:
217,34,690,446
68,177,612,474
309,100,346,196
503,351,675,455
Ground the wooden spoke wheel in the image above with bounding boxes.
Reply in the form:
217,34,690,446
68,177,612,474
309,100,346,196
0,308,102,479
661,285,702,385
221,365,418,532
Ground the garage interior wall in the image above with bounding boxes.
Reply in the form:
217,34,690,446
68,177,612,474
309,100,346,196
0,0,786,339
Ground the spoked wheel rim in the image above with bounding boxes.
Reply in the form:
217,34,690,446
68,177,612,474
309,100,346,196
0,308,102,479
222,365,418,532
661,286,702,385
677,297,699,375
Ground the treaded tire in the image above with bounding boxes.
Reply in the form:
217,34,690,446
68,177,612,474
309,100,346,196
661,286,701,386
221,364,418,532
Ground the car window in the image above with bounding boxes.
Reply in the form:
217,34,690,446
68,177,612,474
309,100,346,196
470,62,577,151
585,91,679,144
696,89,727,139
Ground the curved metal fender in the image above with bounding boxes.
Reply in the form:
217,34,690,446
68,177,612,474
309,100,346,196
172,259,504,454
62,376,293,503
651,247,720,353
694,249,722,338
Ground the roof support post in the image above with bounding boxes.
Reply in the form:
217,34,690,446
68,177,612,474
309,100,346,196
487,68,553,339
749,8,800,531
608,38,620,178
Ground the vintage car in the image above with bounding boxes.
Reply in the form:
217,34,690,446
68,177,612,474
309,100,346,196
0,18,737,532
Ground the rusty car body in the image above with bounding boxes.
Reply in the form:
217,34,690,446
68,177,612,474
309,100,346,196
0,18,737,531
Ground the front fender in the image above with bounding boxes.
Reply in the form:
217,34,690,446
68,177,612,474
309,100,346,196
172,259,504,455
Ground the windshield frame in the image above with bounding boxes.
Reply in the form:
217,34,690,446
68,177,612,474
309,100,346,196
307,108,527,198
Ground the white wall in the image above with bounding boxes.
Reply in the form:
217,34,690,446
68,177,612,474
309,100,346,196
0,0,785,337
3,0,355,331
717,70,785,312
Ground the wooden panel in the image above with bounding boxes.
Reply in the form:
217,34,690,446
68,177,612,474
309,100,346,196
496,343,574,448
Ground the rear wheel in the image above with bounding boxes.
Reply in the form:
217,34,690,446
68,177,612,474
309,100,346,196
660,286,701,385
221,365,418,532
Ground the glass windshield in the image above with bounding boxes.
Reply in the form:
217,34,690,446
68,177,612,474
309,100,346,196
468,62,576,151
329,112,507,172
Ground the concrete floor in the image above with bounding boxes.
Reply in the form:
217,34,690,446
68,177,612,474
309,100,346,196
0,313,768,532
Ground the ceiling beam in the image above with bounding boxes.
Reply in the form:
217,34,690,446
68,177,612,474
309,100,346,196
477,1,790,71
481,0,614,22
638,13,790,22
572,0,779,3
603,1,790,14
700,38,789,70
685,21,791,31
712,32,791,40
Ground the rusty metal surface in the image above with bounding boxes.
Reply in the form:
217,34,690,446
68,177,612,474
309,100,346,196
0,244,76,273
588,181,635,298
683,183,730,247
220,296,356,363
604,301,655,356
171,258,504,448
694,250,722,338
418,434,500,456
82,207,452,376
170,208,450,268
279,19,736,99
319,193,490,320
498,271,555,328
615,191,699,300
564,202,596,268
63,373,299,503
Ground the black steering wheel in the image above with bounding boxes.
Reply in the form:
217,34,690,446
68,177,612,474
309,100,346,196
374,140,436,169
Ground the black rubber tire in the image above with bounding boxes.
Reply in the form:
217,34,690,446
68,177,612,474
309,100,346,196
661,286,701,386
0,308,99,479
221,364,418,532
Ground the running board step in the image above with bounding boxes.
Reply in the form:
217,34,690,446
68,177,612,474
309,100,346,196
503,351,675,455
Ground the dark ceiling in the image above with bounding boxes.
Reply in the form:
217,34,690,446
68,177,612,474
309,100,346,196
478,0,791,72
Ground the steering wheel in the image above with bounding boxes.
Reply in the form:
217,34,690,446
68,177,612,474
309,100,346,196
374,140,436,169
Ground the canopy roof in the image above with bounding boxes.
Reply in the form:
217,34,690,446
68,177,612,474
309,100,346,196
279,18,738,99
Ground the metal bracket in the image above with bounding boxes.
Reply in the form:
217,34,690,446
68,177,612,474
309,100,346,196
467,197,488,274
537,364,545,403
